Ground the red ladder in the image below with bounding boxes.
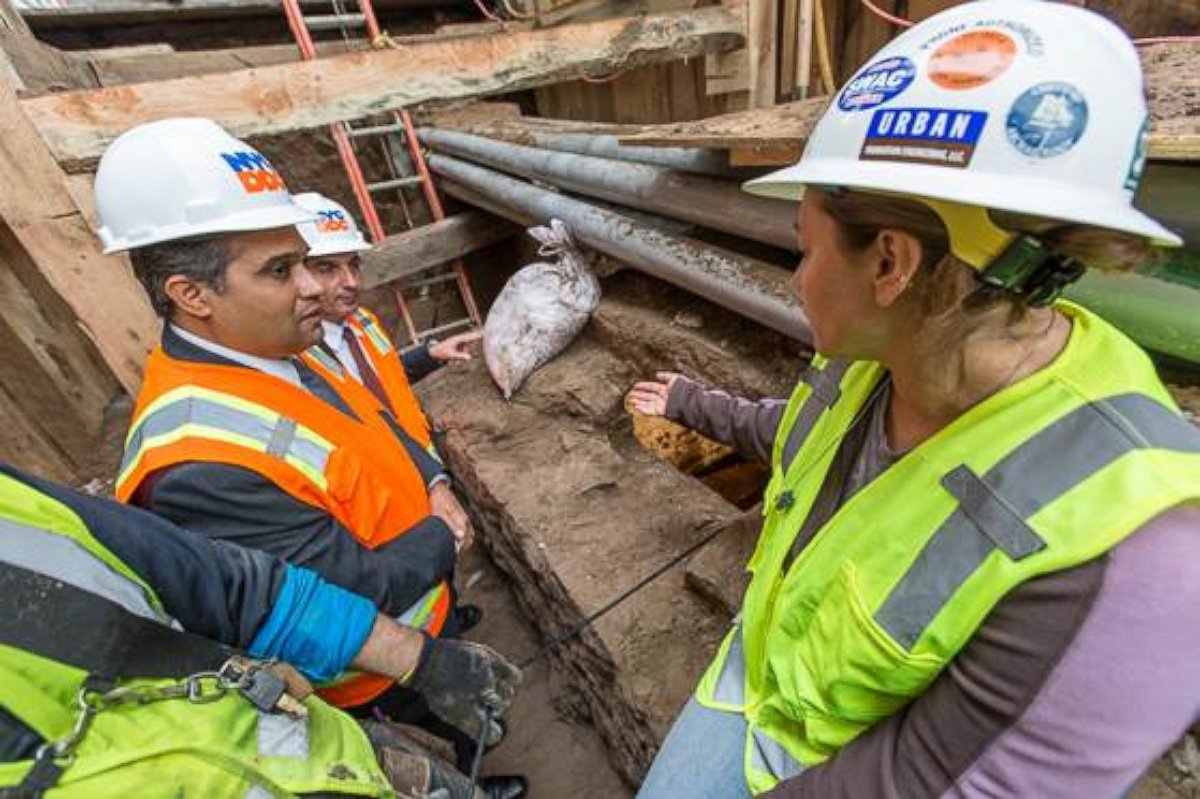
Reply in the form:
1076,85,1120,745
280,0,482,344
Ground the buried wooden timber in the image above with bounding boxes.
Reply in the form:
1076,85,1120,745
619,41,1200,162
360,210,517,289
15,0,454,28
0,79,154,396
20,5,746,170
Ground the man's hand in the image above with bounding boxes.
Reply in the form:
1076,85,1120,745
430,481,474,551
407,636,522,741
429,331,483,363
627,372,684,417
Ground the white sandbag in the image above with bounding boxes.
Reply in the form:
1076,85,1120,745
483,219,600,398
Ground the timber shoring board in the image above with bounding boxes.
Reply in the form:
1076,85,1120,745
361,210,517,289
20,5,746,170
0,79,156,393
619,41,1200,162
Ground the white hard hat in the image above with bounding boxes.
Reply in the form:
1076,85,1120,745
746,0,1181,247
95,118,317,254
293,192,372,257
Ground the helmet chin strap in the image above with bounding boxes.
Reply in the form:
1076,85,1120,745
913,197,1087,308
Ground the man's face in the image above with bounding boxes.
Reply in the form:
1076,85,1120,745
184,227,323,358
305,252,362,322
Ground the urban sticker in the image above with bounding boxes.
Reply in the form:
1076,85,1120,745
1006,82,1088,158
838,56,916,112
928,29,1017,90
860,107,988,169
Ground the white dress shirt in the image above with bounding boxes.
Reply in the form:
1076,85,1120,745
321,319,364,382
169,324,301,386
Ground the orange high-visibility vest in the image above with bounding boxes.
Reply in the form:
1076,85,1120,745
115,344,451,708
346,308,434,444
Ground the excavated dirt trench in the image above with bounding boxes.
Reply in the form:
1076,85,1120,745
417,271,804,786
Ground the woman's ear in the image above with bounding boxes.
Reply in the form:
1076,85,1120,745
871,229,924,308
163,275,214,320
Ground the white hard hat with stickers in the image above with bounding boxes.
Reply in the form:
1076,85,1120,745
293,192,373,257
746,0,1180,302
95,118,316,254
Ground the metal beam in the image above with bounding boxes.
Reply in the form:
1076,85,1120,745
419,127,798,252
427,153,810,344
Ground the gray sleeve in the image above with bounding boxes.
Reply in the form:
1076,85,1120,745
143,462,458,618
664,377,786,463
764,504,1200,799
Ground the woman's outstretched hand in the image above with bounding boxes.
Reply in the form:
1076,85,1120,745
627,372,684,417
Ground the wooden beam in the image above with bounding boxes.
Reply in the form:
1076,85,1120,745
0,79,156,393
21,5,746,169
746,0,776,108
18,0,453,28
362,211,517,289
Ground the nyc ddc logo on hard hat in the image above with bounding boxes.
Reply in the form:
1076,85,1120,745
1005,82,1088,159
317,209,351,234
838,56,916,111
221,150,288,194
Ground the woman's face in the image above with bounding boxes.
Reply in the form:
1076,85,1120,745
792,191,888,358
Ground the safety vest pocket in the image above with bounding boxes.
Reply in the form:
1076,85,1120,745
774,561,945,753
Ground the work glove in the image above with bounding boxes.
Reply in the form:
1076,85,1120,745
407,635,521,741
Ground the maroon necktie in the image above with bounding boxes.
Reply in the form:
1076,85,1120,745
342,326,393,412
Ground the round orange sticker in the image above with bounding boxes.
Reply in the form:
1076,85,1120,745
928,29,1017,90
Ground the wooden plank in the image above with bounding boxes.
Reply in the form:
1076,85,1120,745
729,141,802,166
746,0,776,108
0,79,156,393
362,211,517,289
21,5,746,169
705,47,750,96
18,0,452,28
779,0,800,99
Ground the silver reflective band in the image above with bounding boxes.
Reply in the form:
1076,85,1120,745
711,625,747,705
257,710,310,759
0,518,168,624
876,393,1200,650
120,396,330,477
749,726,806,781
781,360,852,472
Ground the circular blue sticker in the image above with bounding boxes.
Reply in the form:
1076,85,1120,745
838,56,916,112
1005,82,1088,158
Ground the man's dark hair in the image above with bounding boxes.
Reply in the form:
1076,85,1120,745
128,237,231,318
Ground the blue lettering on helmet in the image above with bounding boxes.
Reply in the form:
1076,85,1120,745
838,56,917,112
860,107,988,169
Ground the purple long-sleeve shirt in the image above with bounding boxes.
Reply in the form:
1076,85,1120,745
667,377,1200,798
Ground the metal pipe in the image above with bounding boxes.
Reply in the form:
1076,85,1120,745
428,154,811,344
512,132,757,179
418,128,799,253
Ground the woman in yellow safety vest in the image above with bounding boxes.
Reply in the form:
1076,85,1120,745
629,2,1200,797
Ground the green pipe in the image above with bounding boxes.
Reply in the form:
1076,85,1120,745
1063,267,1200,366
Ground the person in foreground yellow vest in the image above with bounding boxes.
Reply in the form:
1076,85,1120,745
629,2,1200,797
0,462,518,798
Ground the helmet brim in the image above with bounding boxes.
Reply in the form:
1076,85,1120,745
102,203,318,254
744,159,1183,248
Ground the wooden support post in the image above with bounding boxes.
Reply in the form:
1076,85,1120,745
0,0,31,36
0,78,156,396
362,211,517,289
747,0,777,108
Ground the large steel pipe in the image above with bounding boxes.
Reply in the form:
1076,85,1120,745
427,153,810,344
511,131,756,179
418,127,799,253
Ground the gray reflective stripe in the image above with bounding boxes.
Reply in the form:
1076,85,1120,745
876,393,1200,649
121,396,330,477
0,517,169,624
749,726,806,781
781,360,851,471
266,417,297,459
257,710,310,758
711,625,747,705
